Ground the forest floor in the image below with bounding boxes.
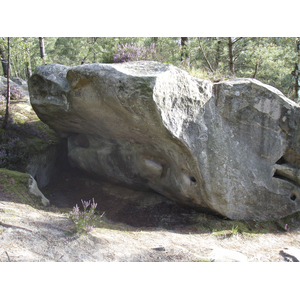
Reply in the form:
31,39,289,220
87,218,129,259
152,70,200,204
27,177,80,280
1,167,300,262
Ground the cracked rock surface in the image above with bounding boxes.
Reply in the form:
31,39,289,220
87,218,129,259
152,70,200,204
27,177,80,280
29,61,300,220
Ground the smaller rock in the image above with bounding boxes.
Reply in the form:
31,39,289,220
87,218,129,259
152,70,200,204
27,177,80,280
28,175,50,206
0,76,29,98
151,246,166,251
11,77,27,86
280,247,300,262
210,247,248,262
0,76,19,87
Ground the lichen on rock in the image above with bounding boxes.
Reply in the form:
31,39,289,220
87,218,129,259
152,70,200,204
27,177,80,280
28,61,300,221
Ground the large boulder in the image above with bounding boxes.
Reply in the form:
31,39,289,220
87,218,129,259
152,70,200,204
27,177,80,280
28,61,300,221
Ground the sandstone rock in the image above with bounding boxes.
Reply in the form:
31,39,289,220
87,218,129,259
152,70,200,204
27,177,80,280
0,76,21,88
25,142,67,188
28,61,300,221
28,175,50,206
0,76,6,85
280,247,300,262
210,247,248,262
0,76,29,99
11,77,28,87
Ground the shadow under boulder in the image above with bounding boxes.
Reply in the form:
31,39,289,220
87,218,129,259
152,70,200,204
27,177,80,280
41,168,212,229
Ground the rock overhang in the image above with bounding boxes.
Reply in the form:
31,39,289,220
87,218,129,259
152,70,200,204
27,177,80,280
28,61,300,221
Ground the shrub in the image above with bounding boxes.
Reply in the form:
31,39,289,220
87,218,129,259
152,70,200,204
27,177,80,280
0,121,49,169
70,198,104,234
113,43,156,63
0,133,30,168
0,85,25,100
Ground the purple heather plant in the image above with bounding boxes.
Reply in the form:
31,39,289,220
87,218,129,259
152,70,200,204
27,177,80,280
113,43,156,63
0,86,25,100
0,134,27,168
70,198,104,234
0,115,50,169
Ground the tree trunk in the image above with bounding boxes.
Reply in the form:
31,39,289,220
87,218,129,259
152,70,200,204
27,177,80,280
181,37,189,62
252,62,259,78
2,38,10,129
39,37,46,64
10,60,17,78
215,37,221,70
0,46,8,77
228,37,244,76
25,38,32,79
228,37,235,75
296,37,300,103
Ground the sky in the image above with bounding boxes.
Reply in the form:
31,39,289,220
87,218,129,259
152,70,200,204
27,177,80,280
2,1,298,37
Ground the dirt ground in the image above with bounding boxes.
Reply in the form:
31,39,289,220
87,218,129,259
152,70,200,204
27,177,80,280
1,167,300,262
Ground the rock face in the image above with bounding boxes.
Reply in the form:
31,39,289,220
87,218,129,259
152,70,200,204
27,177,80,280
28,61,300,221
25,142,67,188
210,247,248,262
28,174,50,206
0,76,30,99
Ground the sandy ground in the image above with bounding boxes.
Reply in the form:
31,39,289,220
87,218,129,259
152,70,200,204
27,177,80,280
1,194,300,262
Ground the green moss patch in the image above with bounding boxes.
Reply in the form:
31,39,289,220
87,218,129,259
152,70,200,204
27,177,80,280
0,102,60,171
0,168,41,206
191,210,300,236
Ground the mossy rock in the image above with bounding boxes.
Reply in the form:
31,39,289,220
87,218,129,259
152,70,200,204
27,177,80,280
0,101,61,171
0,168,42,206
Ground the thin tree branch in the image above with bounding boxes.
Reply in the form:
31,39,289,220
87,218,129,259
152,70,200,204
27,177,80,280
81,37,98,65
232,37,243,45
5,251,11,262
252,63,259,78
198,38,214,73
0,221,33,232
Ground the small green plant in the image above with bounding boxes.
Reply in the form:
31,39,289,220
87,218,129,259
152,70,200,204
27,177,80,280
196,258,211,262
231,225,240,235
212,224,241,238
70,198,104,234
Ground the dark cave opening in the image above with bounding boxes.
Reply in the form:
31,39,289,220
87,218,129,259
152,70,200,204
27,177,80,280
39,145,213,229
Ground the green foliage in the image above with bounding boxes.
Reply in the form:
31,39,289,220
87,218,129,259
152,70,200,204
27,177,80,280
0,37,299,100
236,37,297,97
0,105,59,170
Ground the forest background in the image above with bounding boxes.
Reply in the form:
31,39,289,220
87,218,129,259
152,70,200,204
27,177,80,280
1,1,300,294
0,37,300,102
